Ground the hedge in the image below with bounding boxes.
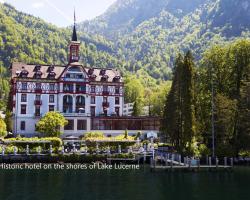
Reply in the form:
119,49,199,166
3,137,62,152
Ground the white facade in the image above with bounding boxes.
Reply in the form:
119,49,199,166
11,63,124,137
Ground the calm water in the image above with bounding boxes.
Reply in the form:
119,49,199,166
0,166,250,200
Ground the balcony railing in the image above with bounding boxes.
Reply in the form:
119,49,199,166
102,91,109,95
35,88,42,93
34,113,41,118
34,100,42,105
63,89,74,93
102,102,110,107
62,112,91,117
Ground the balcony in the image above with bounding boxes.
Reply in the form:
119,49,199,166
34,113,41,118
35,88,42,93
62,112,90,117
102,102,110,107
102,91,109,96
34,100,42,105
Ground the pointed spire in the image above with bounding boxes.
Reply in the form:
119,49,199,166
72,8,77,41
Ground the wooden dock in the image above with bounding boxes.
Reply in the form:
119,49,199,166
150,154,233,172
151,165,232,172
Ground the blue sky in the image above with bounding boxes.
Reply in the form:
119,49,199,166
1,0,116,27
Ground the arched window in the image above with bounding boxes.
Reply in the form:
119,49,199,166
76,96,85,113
63,95,73,113
68,66,81,72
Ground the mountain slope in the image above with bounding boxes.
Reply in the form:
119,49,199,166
78,0,250,79
80,0,206,39
0,3,124,71
1,0,250,81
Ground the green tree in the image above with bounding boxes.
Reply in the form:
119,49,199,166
4,110,12,132
132,98,143,116
236,64,250,153
162,54,183,151
0,116,7,137
124,75,144,103
182,51,196,154
162,51,196,155
36,112,68,137
214,93,237,156
124,129,128,139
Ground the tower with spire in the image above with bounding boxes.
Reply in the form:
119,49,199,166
69,10,80,64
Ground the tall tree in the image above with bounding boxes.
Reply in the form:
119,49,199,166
0,116,7,138
162,51,196,154
4,110,12,132
36,112,68,137
132,98,143,117
182,51,196,154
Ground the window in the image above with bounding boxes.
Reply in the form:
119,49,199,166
77,120,87,130
103,85,108,92
49,84,55,91
115,97,120,105
91,106,95,116
91,86,95,93
21,105,26,114
68,66,81,72
21,82,27,90
34,72,42,79
48,72,56,79
35,106,40,116
21,94,27,102
103,85,109,95
35,94,41,101
115,87,120,94
49,105,54,112
103,109,108,116
63,84,73,92
76,85,86,92
91,96,95,104
20,71,28,78
35,83,41,90
115,107,120,116
64,120,74,130
103,97,108,103
20,121,25,131
49,95,54,103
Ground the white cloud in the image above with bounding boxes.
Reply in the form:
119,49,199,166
0,0,5,4
32,2,45,9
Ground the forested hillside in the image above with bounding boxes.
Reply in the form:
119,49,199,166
0,0,250,110
80,0,250,79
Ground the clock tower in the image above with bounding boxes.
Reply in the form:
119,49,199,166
69,11,80,64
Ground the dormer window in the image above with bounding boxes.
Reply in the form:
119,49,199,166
89,74,97,81
88,68,94,75
100,69,106,76
101,75,109,82
113,76,121,82
48,72,56,79
20,67,29,78
34,71,42,79
34,65,41,72
68,66,81,72
47,65,54,73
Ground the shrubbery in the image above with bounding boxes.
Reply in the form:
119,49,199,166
84,132,104,139
3,137,62,153
0,117,7,137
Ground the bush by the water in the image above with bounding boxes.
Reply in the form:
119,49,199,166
3,137,62,152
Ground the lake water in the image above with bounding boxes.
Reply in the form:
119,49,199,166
0,166,249,200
